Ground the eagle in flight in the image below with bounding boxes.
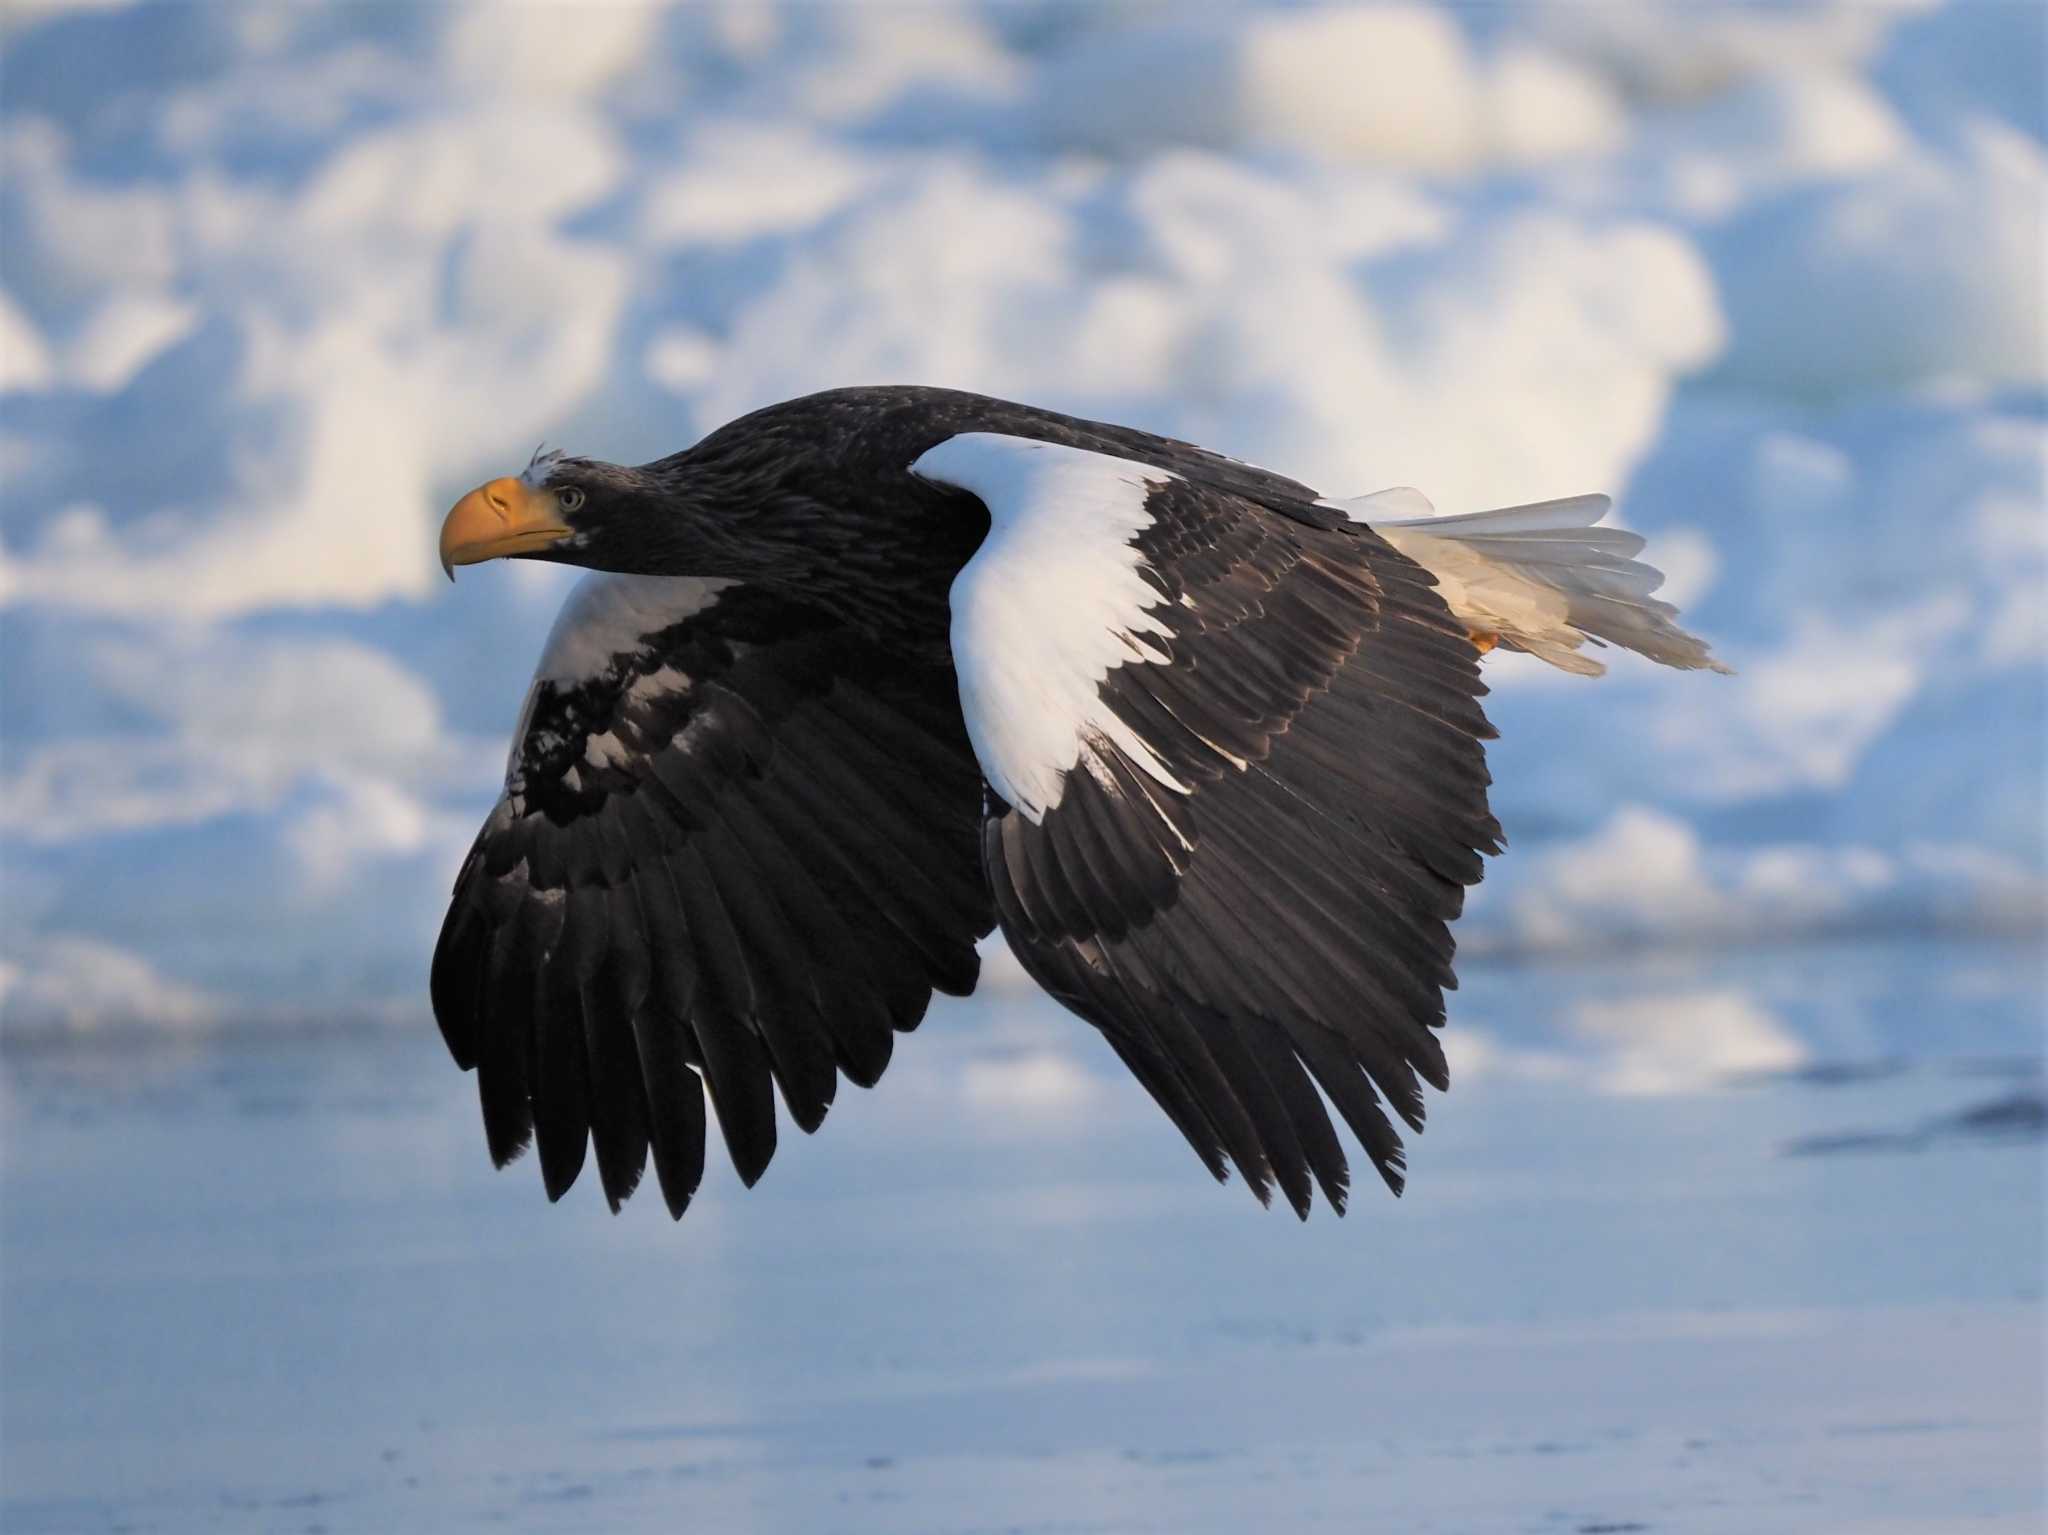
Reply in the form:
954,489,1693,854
432,387,1724,1221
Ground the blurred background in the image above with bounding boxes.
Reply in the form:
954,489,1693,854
1,3,2042,1532
2,0,2044,1028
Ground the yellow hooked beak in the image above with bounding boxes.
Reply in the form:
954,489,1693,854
439,477,573,578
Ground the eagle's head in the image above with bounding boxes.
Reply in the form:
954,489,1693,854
438,426,858,588
440,390,986,613
439,447,659,578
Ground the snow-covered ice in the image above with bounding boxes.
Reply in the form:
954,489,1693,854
3,942,2040,1532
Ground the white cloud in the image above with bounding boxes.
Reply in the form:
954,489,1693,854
1484,45,1627,166
1510,806,1730,952
637,122,884,247
1736,845,1895,911
642,326,721,395
1971,480,2048,665
1570,989,1808,1095
974,934,1038,994
1749,429,1854,521
1658,593,1970,800
1027,7,1624,172
1641,524,1719,610
788,3,1018,122
1238,6,1488,171
3,119,179,303
1582,68,1912,218
96,632,450,780
1605,389,2044,812
0,0,135,33
3,103,632,621
0,934,223,1034
65,290,199,392
691,158,1087,420
694,153,1721,519
960,1049,1102,1116
1901,844,2048,932
1503,0,1924,107
1708,123,2047,397
0,288,55,390
154,40,415,159
1497,805,2039,954
0,736,265,844
1440,1027,1575,1090
294,102,623,243
287,776,471,898
0,633,488,847
1696,69,1907,182
439,0,662,102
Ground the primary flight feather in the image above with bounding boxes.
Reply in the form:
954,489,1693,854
431,386,1725,1220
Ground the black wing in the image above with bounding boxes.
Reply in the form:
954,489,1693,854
981,477,1502,1218
431,582,993,1216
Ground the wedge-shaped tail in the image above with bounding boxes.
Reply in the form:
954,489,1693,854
1340,488,1731,676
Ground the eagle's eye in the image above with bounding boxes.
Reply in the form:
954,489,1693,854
558,487,586,513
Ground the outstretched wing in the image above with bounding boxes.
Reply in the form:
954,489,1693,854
431,575,993,1217
916,433,1502,1218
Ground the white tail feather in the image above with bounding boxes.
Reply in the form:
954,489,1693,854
1336,488,1730,676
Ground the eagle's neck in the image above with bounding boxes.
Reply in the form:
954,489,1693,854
600,478,954,650
644,399,995,653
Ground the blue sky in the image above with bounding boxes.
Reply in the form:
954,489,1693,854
1,0,2042,1031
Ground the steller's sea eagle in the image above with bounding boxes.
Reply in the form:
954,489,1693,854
432,386,1725,1221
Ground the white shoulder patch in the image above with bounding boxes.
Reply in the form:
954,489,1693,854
533,573,735,684
912,432,1185,821
506,573,735,788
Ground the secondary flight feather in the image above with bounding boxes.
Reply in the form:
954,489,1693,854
431,386,1725,1220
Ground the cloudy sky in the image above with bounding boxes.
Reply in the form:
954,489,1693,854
1,0,2042,1031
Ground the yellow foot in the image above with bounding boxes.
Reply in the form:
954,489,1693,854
1469,630,1498,655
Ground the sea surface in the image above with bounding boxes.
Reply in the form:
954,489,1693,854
3,937,2041,1534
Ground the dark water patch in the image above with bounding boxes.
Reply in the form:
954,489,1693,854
1772,1059,1909,1087
1784,1089,2047,1157
1825,1418,1970,1438
1948,1056,2046,1082
522,1480,596,1504
1211,1317,1373,1351
0,1497,123,1535
597,1420,762,1444
1784,1129,1925,1156
2,1033,441,1127
221,1488,332,1510
1121,1447,1226,1466
1946,1092,2048,1137
1744,1054,2043,1091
